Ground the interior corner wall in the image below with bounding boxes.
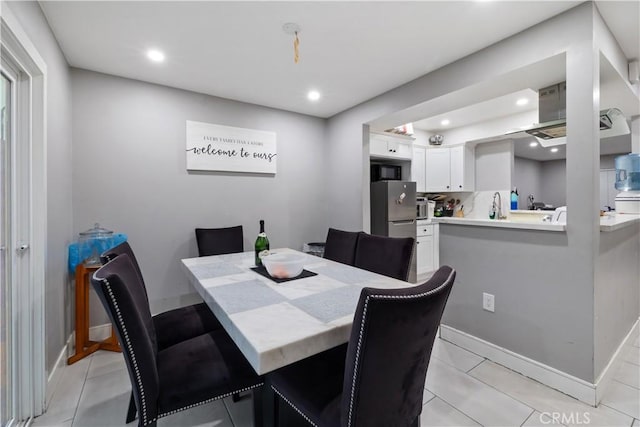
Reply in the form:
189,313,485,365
4,1,74,374
71,69,328,323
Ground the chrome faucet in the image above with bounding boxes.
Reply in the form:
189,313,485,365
492,192,506,220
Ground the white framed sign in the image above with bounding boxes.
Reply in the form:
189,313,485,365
186,120,277,174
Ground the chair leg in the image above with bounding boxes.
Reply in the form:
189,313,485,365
411,415,420,427
126,392,137,423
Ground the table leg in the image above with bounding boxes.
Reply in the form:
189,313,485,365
255,380,276,427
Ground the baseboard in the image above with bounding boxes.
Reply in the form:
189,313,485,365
88,323,113,342
45,334,72,408
594,318,639,404
440,325,597,406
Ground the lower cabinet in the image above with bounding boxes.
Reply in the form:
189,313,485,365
416,220,439,276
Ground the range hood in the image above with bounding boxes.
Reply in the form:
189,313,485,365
517,82,630,145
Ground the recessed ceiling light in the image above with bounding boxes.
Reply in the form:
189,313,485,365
147,49,165,63
529,141,538,147
441,119,450,126
516,98,529,106
550,147,559,153
307,90,321,101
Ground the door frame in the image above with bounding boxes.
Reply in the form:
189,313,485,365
1,6,47,421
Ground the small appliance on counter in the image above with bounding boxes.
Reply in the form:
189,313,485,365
614,154,640,214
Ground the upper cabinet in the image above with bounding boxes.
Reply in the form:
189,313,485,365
370,132,413,160
411,145,426,192
425,144,475,192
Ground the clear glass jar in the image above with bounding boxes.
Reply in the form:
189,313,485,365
78,223,114,266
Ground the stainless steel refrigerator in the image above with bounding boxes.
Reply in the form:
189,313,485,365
370,181,417,283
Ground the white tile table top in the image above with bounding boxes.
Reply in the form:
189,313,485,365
181,248,411,375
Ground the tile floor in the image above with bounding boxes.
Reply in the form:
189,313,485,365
33,334,639,427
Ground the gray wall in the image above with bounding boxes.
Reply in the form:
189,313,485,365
475,140,512,192
514,157,542,208
71,69,328,322
438,224,591,379
540,159,567,208
5,1,74,374
594,226,640,378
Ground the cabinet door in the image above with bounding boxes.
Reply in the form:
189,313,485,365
450,145,465,191
394,141,413,160
370,135,388,156
412,146,426,192
416,235,434,275
425,148,451,192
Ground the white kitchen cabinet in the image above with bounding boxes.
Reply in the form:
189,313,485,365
416,220,439,276
369,132,413,160
411,146,426,192
425,144,474,192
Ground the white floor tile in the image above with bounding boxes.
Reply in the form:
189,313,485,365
614,361,640,389
420,397,481,426
469,360,633,427
223,393,255,427
522,411,566,426
431,338,485,372
601,380,640,420
72,368,132,426
32,419,73,427
158,400,233,427
36,358,91,425
624,346,640,366
423,388,435,405
86,350,125,379
425,358,533,426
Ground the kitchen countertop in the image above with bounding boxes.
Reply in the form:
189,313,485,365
433,213,640,232
599,213,640,232
433,217,566,231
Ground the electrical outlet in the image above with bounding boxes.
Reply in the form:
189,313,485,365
483,293,495,312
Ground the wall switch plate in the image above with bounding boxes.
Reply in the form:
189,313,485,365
483,292,495,312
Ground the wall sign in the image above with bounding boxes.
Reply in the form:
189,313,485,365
186,121,277,174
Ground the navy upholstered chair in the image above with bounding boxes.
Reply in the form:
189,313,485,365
195,225,244,257
323,228,362,266
100,242,222,350
353,233,415,281
267,265,456,427
91,254,263,427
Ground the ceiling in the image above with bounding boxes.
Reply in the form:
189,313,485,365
38,0,616,118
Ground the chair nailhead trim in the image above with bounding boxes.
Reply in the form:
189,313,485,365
156,383,263,419
101,278,151,426
271,386,318,427
346,269,455,427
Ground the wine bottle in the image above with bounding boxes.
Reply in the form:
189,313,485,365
254,220,270,266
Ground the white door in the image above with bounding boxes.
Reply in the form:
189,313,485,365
425,147,450,192
0,68,11,427
412,146,426,192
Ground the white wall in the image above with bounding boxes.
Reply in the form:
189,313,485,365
4,1,74,374
72,69,328,321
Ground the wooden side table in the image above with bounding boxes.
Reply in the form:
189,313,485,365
68,263,121,364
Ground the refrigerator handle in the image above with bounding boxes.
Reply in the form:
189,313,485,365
391,219,416,225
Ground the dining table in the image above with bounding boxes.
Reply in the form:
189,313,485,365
180,248,412,376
